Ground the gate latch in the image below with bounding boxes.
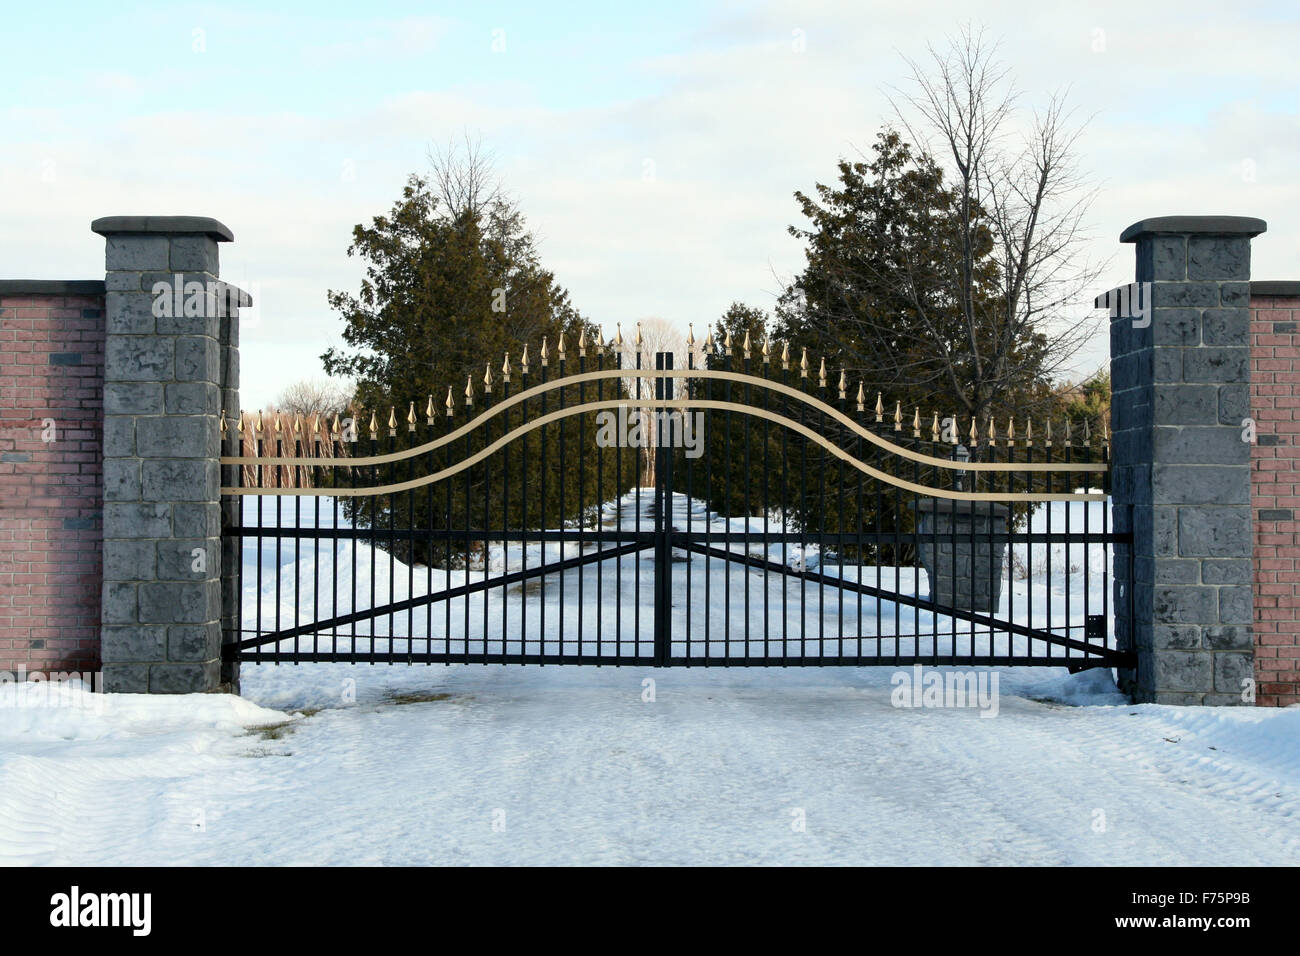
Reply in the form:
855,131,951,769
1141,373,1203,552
1085,614,1106,642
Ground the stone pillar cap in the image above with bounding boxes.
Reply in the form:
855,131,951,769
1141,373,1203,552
91,216,234,242
1119,216,1266,243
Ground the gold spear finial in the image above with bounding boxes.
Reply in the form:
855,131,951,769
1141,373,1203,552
875,392,884,423
913,407,921,438
502,352,512,383
330,412,340,437
763,333,772,363
311,414,321,438
273,411,282,436
781,341,790,370
1064,417,1073,446
799,347,809,377
425,395,434,425
368,409,378,438
1026,419,1034,446
743,329,751,359
520,343,530,375
721,327,730,356
894,402,903,432
445,386,454,417
1045,419,1052,447
1102,420,1109,444
484,361,493,393
1006,416,1015,446
387,406,397,436
540,336,549,367
1083,419,1092,446
704,329,715,353
407,401,417,431
220,412,227,438
254,409,263,436
614,323,623,347
838,369,847,400
557,331,566,361
987,415,996,446
931,412,940,442
236,413,244,436
293,413,302,437
856,381,865,412
969,416,978,445
635,322,643,348
818,356,827,388
578,328,587,356
464,374,474,406
686,323,695,348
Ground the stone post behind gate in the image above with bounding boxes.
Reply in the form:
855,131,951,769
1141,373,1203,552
1102,216,1265,704
93,216,245,693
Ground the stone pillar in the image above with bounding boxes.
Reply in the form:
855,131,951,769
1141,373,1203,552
1102,216,1265,704
911,500,1010,613
93,216,245,693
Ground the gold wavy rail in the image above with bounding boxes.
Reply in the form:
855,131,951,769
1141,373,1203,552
223,367,1106,476
222,397,1106,501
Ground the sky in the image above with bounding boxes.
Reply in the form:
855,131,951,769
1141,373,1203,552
3,0,1297,409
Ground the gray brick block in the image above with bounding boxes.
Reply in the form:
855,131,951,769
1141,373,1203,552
1202,559,1252,585
1151,308,1200,346
1177,508,1252,557
104,383,163,416
169,236,220,273
164,382,221,415
138,580,217,624
1218,385,1250,425
1218,586,1253,625
1202,308,1249,346
1152,650,1213,691
175,335,220,382
1153,586,1218,623
1204,625,1252,650
1136,235,1187,282
141,459,219,502
104,502,172,538
1153,385,1218,425
101,625,166,662
105,336,174,382
1183,347,1249,383
167,623,222,662
1153,284,1220,308
1153,426,1250,465
156,538,219,580
101,663,150,693
135,416,217,458
1188,236,1251,281
102,539,157,581
173,502,221,538
102,582,138,625
105,291,156,335
1212,652,1254,695
103,459,142,501
106,235,169,271
149,661,221,694
103,416,135,457
1153,464,1250,505
1152,625,1201,649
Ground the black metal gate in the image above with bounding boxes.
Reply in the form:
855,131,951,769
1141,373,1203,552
221,336,1133,670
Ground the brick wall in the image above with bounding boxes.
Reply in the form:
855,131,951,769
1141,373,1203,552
1251,283,1300,706
0,282,106,675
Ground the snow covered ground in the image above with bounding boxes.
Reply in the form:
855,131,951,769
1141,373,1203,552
1,491,1296,866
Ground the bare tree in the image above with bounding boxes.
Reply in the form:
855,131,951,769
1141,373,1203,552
888,25,1104,422
613,318,688,485
275,377,354,421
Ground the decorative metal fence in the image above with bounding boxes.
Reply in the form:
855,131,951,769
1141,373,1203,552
219,331,1133,670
